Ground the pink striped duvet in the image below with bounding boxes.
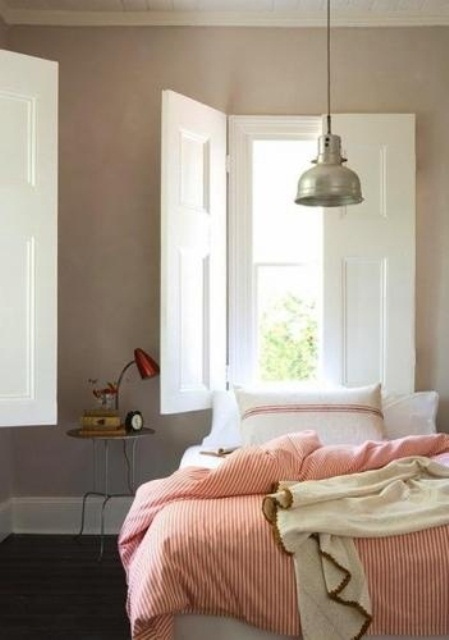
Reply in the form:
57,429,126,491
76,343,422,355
118,432,449,640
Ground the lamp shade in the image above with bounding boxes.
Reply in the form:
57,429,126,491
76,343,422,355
134,348,160,380
295,133,363,207
114,348,159,411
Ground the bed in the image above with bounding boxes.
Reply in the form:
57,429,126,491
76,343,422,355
119,384,449,640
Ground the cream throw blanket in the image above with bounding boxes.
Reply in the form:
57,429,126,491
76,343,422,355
263,456,449,640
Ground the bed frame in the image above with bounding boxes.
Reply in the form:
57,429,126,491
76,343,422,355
174,615,449,639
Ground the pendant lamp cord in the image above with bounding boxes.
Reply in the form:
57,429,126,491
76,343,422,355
326,0,332,135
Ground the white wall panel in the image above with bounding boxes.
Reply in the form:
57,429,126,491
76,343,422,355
0,50,58,427
161,90,226,414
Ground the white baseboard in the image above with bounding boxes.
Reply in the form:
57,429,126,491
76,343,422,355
10,495,133,535
0,500,12,541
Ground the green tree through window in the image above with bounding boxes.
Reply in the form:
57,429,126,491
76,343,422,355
259,293,318,381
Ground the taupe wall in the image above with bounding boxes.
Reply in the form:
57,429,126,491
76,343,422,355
4,25,449,496
0,16,7,44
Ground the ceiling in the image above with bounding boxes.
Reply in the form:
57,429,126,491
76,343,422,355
0,0,448,27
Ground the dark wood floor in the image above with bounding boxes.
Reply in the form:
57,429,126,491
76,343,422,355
0,534,130,639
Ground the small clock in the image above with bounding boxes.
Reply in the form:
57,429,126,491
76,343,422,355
125,410,144,432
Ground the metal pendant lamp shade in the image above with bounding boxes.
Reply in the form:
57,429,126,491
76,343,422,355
295,132,363,207
295,0,363,208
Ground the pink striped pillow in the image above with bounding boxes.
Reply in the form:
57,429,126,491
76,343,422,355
236,384,385,446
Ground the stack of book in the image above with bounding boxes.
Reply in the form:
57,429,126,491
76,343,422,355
79,409,126,436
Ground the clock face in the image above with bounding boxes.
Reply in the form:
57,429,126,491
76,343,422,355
126,410,144,431
131,412,143,431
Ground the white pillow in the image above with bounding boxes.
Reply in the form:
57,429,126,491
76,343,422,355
382,391,438,439
201,387,439,449
201,390,241,449
236,383,385,446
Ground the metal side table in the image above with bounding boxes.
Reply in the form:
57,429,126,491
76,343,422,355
67,427,154,560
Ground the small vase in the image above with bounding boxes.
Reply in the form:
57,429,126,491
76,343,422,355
97,392,116,412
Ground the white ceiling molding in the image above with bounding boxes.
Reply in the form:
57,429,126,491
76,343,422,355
2,9,449,27
1,1,449,28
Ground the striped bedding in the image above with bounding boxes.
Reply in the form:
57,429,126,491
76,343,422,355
118,431,449,640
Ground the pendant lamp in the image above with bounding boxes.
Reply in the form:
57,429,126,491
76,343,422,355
295,0,363,207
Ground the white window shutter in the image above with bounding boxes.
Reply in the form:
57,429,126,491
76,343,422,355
160,90,227,414
0,50,58,426
322,114,415,394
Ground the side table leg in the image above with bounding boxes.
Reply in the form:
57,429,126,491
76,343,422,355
77,441,103,539
76,491,105,538
78,491,90,537
131,439,138,494
92,438,98,491
99,495,112,561
98,439,110,561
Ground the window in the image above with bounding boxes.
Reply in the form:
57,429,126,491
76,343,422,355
161,91,415,414
229,119,322,385
254,141,322,383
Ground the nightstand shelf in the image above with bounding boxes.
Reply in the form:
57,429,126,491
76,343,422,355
67,427,154,559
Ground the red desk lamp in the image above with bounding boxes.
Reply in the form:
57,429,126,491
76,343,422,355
115,348,159,411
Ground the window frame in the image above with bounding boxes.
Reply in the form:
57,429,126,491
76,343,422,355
160,98,416,413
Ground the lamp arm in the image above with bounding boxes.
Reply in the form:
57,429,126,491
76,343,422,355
114,359,135,411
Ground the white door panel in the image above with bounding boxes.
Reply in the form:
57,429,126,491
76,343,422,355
160,90,226,414
323,114,415,393
0,50,58,426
